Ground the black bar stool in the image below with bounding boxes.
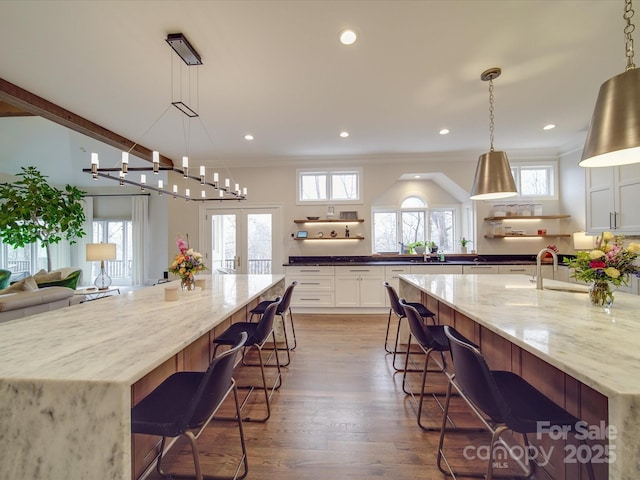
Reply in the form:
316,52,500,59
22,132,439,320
131,332,249,480
438,326,596,480
384,281,436,371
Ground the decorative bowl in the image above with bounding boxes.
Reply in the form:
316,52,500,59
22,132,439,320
306,216,320,220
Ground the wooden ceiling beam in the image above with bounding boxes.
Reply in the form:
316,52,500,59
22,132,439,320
0,77,174,167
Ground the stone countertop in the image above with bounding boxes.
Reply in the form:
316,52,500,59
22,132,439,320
0,274,284,384
0,274,284,480
400,274,638,397
400,273,640,480
284,254,567,266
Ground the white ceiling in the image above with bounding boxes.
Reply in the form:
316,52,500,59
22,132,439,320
0,0,628,174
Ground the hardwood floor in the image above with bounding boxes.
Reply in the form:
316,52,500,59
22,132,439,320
142,313,524,480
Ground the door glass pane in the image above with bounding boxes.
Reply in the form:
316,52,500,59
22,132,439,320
210,214,237,271
5,245,31,273
247,213,272,274
429,210,454,253
373,212,398,253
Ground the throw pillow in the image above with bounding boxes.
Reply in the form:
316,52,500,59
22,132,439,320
0,276,39,294
34,271,63,284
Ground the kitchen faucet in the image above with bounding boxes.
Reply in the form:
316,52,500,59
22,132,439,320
535,248,558,290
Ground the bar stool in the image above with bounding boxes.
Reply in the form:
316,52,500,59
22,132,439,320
399,300,451,430
131,332,248,480
438,326,596,480
384,281,436,371
212,300,282,422
249,281,298,364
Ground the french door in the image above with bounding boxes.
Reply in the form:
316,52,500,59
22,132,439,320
201,206,281,274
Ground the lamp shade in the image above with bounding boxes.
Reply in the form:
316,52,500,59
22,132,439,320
86,243,117,261
579,68,640,167
573,231,596,250
469,151,518,200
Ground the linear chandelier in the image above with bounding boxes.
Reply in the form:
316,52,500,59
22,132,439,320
83,32,246,201
85,152,247,201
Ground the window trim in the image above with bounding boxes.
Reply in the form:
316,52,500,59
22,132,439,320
296,167,362,204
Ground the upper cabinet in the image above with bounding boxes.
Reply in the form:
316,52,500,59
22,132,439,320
586,163,640,234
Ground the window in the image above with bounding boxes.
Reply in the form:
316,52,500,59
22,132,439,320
510,162,556,198
298,169,361,203
0,242,46,274
92,220,133,284
373,196,458,253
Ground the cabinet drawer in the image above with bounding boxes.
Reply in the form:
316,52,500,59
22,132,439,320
462,265,499,274
285,265,334,275
291,291,334,307
335,265,384,276
410,265,463,274
286,275,334,291
385,266,411,278
498,265,534,275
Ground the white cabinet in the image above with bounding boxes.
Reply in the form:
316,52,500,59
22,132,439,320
586,163,640,234
334,266,385,308
285,266,334,307
384,266,411,306
498,264,555,279
462,264,499,274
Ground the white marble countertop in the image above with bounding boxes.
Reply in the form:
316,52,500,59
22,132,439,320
0,274,284,385
400,274,640,398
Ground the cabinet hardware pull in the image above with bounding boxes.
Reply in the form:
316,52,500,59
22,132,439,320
300,282,320,285
300,269,320,272
300,298,320,301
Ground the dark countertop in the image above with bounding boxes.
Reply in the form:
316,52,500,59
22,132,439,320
284,254,570,267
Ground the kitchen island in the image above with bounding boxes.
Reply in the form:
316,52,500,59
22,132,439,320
0,274,284,480
399,273,639,480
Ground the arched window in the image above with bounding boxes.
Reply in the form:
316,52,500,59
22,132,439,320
373,195,456,254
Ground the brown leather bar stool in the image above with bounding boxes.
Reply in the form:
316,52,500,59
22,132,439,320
438,326,596,480
384,281,436,371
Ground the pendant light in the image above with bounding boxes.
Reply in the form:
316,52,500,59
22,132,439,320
580,0,640,167
469,67,518,200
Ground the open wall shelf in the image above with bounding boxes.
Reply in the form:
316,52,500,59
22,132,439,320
294,219,364,223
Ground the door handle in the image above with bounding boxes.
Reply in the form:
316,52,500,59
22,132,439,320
235,255,241,267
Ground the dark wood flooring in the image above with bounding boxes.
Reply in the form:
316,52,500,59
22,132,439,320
143,313,529,480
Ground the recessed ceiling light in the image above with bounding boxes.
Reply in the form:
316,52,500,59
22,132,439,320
339,29,357,45
439,129,450,135
340,131,349,138
244,134,254,140
543,124,556,131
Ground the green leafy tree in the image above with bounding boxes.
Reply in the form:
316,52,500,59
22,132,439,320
0,166,86,271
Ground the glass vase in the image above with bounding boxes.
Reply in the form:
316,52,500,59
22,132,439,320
589,281,614,308
180,276,196,292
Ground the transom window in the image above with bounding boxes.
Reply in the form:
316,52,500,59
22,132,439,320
510,162,557,199
298,169,361,203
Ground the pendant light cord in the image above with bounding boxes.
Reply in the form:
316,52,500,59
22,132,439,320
625,0,636,70
488,78,495,152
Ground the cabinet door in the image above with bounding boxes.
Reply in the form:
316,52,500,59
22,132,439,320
615,163,640,233
586,167,615,234
334,276,360,307
359,276,386,307
498,265,534,275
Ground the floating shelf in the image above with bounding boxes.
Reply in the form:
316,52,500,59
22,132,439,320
294,219,364,223
484,215,571,221
295,237,364,240
484,234,571,239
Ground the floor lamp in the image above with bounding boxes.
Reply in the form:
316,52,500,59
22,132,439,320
86,243,117,290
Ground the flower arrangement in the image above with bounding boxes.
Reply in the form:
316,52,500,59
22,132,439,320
168,235,207,290
460,237,472,247
564,232,640,306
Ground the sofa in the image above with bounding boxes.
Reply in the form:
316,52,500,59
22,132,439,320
0,273,82,323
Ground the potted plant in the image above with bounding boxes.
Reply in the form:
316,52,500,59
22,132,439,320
408,241,426,255
0,166,86,271
460,237,472,254
427,241,439,254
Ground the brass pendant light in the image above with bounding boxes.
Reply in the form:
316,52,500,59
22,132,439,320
469,67,518,200
580,0,640,167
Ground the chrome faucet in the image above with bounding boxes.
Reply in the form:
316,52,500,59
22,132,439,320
535,248,558,290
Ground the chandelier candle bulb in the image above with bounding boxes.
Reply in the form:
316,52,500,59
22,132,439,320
90,153,99,178
119,171,125,186
219,190,224,198
158,180,163,189
201,190,206,198
121,152,129,173
225,178,230,189
152,151,159,173
243,187,247,196
185,188,190,197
